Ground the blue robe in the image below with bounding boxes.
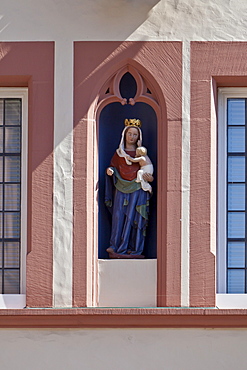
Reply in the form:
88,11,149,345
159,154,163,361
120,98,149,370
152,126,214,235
105,168,150,255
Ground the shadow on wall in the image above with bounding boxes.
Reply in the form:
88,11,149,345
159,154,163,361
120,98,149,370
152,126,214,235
0,0,160,42
1,0,247,44
89,0,160,39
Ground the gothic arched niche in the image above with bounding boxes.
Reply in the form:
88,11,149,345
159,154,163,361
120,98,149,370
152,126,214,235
97,69,158,259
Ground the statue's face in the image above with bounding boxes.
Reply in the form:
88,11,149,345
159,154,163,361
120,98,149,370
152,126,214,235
125,127,139,146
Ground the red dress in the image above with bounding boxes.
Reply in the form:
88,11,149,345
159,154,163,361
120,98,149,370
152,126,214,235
110,150,139,180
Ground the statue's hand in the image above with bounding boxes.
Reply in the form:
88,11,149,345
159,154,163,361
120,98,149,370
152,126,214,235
106,167,114,176
143,173,153,182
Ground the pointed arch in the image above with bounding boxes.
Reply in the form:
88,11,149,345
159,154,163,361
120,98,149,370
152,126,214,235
90,60,167,306
88,57,166,125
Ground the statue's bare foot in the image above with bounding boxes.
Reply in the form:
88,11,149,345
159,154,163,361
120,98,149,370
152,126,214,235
106,247,114,254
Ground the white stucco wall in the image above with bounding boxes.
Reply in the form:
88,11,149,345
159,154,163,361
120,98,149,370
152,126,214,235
0,0,245,306
1,0,247,42
0,328,247,370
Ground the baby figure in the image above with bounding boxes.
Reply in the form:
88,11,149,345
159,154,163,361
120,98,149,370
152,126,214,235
126,146,153,193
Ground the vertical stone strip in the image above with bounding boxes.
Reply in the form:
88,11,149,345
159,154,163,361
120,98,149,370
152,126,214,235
190,42,217,307
53,41,73,307
181,41,190,307
210,81,217,261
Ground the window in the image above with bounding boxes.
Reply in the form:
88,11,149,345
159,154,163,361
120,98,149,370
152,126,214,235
217,88,247,308
0,89,27,308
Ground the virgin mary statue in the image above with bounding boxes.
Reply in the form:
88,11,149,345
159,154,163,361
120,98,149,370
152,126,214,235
105,119,153,258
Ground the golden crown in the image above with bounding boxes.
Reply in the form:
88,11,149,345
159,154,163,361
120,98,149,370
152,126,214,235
124,118,142,128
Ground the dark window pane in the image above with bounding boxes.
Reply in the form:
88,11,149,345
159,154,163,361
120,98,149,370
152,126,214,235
228,242,245,268
4,242,19,268
228,212,245,238
228,99,245,125
4,184,20,211
4,212,20,238
4,270,19,294
0,213,3,238
5,100,21,126
0,244,2,268
228,269,245,293
5,127,21,153
228,127,245,152
0,184,3,211
228,184,245,211
0,270,2,294
0,100,3,125
4,157,20,182
228,156,245,182
0,127,3,153
0,157,3,183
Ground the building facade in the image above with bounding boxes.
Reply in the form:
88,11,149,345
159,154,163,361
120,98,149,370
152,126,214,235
1,0,247,369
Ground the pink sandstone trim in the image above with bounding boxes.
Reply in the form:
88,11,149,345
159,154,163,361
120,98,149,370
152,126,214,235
74,41,182,307
0,42,54,307
190,42,247,306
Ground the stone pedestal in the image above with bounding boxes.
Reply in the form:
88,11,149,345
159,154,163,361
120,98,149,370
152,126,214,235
98,259,157,307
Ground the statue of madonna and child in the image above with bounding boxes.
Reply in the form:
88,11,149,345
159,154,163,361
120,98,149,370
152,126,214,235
105,118,154,259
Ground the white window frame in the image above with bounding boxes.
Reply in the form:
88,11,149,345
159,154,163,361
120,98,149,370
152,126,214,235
217,87,247,309
0,88,28,309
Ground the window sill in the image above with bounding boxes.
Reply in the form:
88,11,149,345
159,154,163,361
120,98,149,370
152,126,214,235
0,294,26,309
216,294,247,309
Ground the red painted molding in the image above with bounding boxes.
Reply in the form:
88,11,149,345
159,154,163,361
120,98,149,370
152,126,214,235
1,308,247,328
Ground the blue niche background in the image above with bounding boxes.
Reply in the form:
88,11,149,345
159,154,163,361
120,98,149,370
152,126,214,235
98,73,157,259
